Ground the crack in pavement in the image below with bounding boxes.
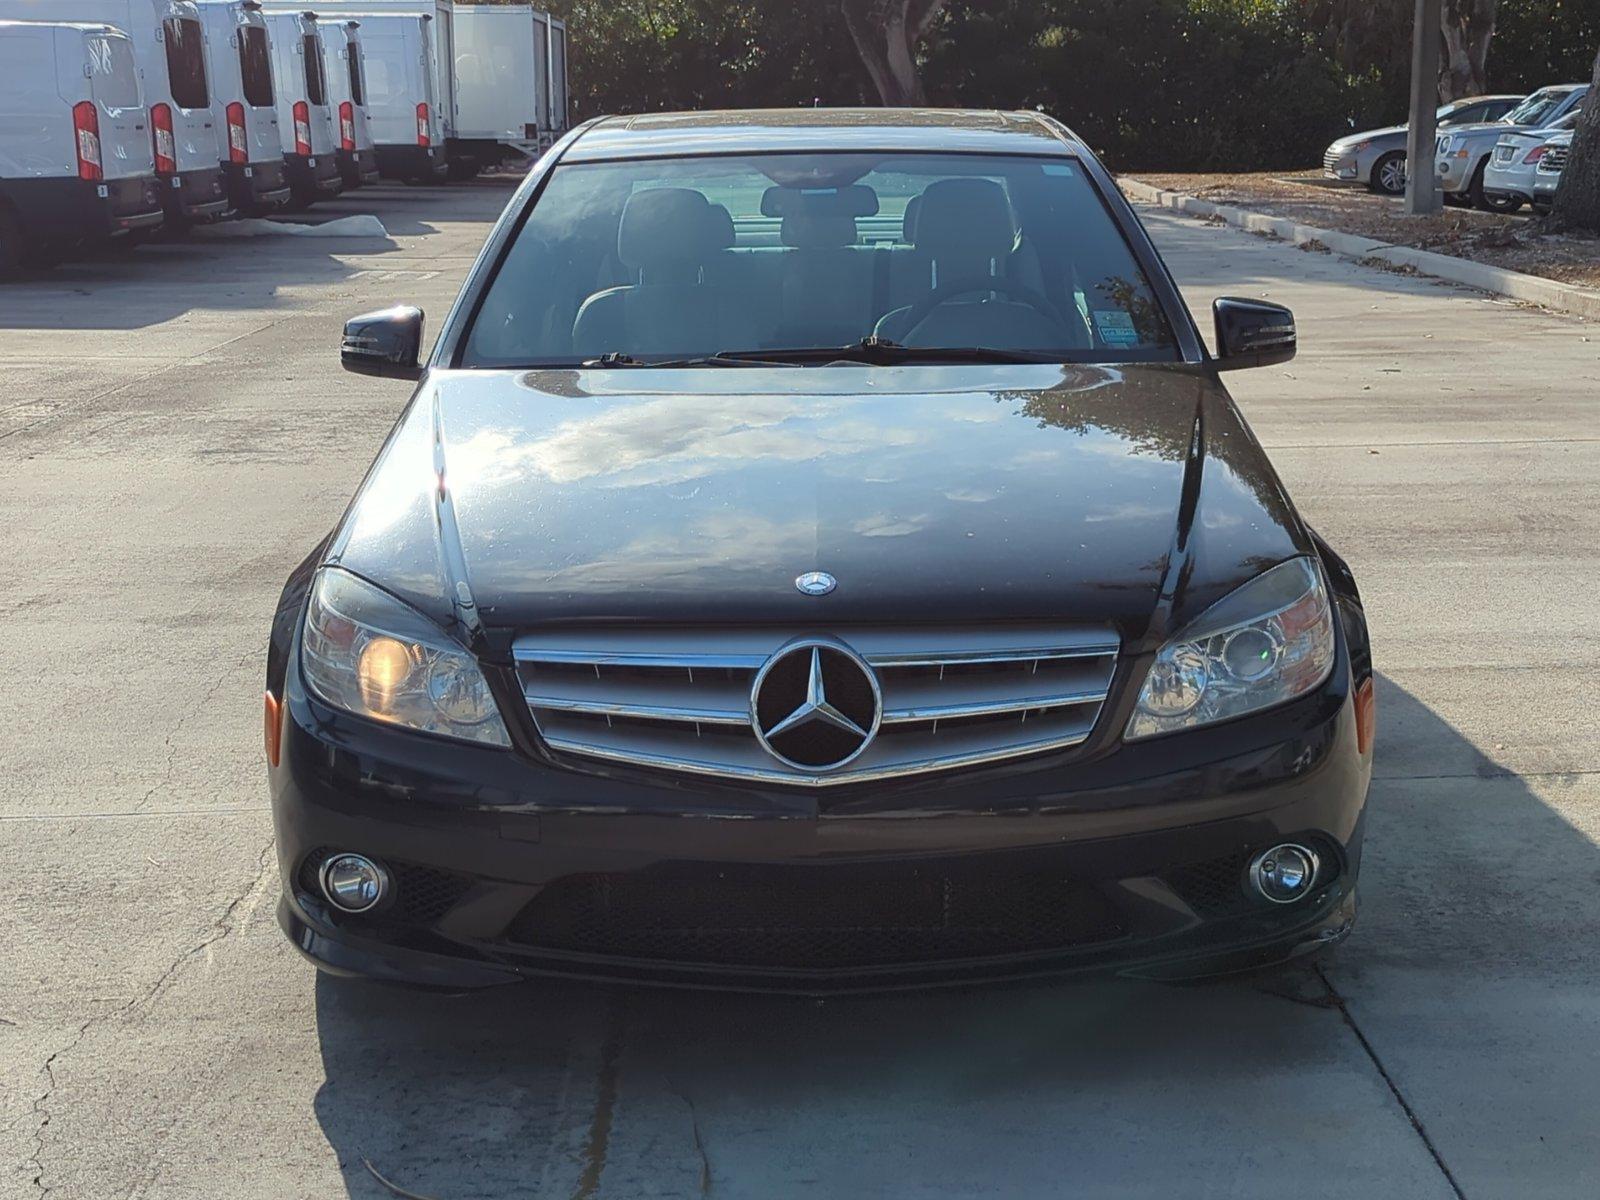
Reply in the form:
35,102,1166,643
1316,965,1468,1200
666,1079,713,1198
134,649,257,814
23,835,277,1197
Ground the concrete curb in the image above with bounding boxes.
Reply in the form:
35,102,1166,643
1119,176,1600,321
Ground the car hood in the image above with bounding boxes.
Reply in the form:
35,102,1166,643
328,363,1307,650
1334,124,1407,148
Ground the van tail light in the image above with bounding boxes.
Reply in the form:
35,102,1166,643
226,101,248,163
416,102,430,147
339,101,355,151
1522,144,1550,165
151,102,177,175
72,101,103,181
293,100,312,156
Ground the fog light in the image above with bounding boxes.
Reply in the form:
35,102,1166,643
319,853,390,913
1249,843,1320,905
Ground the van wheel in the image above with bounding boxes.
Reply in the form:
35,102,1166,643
0,208,24,279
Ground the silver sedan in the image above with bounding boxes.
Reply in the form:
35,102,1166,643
1483,111,1579,208
1532,130,1573,211
1322,95,1521,195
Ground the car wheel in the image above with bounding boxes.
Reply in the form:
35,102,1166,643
1469,160,1524,213
1368,151,1407,195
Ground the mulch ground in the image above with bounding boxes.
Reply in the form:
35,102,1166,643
1130,171,1600,289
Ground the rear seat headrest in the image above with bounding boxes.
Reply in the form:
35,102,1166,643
760,184,879,219
780,214,858,248
912,178,1014,258
617,187,722,272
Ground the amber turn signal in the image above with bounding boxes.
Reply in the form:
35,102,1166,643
1354,676,1376,755
264,690,283,768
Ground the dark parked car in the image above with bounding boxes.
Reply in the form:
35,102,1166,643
266,108,1376,993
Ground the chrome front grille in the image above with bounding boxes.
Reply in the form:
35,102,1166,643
512,627,1119,786
1539,145,1569,174
1321,147,1341,174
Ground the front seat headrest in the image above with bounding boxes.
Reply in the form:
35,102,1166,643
618,187,719,274
901,194,922,243
912,178,1015,259
704,202,735,250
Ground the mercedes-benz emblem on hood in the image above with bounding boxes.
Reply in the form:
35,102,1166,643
751,640,881,772
794,571,837,596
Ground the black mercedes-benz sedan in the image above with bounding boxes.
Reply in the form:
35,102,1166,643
265,109,1376,993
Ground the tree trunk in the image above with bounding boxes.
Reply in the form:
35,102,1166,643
841,0,946,106
1550,48,1600,233
1438,0,1497,102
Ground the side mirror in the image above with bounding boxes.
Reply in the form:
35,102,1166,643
341,306,424,380
1212,298,1296,371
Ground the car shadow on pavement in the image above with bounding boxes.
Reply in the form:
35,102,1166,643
309,672,1589,1199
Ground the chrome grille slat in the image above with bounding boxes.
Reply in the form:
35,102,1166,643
881,688,1108,724
513,626,1117,786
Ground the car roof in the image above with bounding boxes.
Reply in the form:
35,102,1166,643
564,108,1085,162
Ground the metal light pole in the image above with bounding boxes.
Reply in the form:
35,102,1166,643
1403,0,1443,215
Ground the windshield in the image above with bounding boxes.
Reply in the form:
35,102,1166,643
1503,89,1572,126
462,152,1179,367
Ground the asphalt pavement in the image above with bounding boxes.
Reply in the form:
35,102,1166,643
2,180,1597,1199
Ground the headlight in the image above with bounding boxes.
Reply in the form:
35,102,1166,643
301,567,511,747
1125,557,1336,740
1348,139,1372,152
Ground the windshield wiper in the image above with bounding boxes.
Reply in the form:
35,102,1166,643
580,339,1058,369
711,338,1059,365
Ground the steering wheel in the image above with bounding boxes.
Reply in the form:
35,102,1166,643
881,278,1078,346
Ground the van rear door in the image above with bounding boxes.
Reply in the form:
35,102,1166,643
85,28,153,181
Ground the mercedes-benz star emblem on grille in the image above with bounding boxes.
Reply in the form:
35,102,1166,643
751,641,881,771
794,571,837,596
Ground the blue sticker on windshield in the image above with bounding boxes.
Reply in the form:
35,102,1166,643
1093,310,1139,347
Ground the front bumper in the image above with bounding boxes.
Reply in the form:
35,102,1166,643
1436,153,1473,194
270,629,1373,993
1322,149,1361,183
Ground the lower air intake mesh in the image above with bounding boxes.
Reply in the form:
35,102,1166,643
505,861,1125,968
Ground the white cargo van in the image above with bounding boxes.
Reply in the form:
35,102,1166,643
195,0,290,213
345,12,444,182
297,1,568,173
0,19,164,271
529,10,567,142
320,18,379,187
0,0,231,223
262,9,340,206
